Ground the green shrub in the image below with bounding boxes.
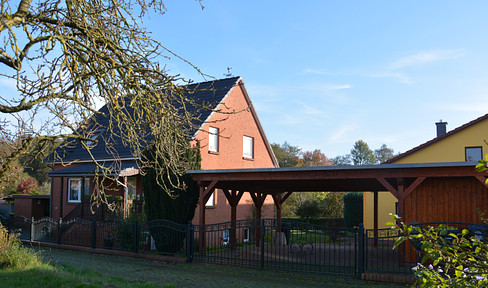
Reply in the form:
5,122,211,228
343,192,363,227
294,199,322,222
0,223,44,270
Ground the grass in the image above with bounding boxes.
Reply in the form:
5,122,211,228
0,223,175,287
0,264,177,288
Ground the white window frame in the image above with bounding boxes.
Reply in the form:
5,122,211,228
209,127,219,153
243,228,250,243
205,191,215,207
83,177,90,198
68,178,82,203
465,147,482,162
243,135,254,159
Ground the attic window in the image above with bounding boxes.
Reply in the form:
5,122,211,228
208,127,219,153
85,129,105,146
465,147,482,162
243,136,254,159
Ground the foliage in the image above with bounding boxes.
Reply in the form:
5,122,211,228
0,223,44,270
142,145,201,252
374,144,395,164
297,149,331,167
271,142,301,167
0,0,209,207
282,192,343,218
294,199,322,221
350,140,376,165
330,154,352,166
343,192,363,227
391,214,488,287
16,177,38,194
476,154,488,184
112,203,147,250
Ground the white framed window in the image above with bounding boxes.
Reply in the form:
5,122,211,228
222,230,230,245
68,178,82,203
209,127,219,153
127,176,137,200
243,228,250,243
205,191,215,207
83,177,90,198
243,136,254,159
466,147,482,161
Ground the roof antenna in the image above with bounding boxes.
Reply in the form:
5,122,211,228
224,67,233,77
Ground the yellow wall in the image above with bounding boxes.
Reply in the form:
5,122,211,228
363,117,488,229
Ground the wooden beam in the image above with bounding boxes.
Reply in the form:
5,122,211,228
475,175,488,186
376,177,399,199
280,191,293,204
404,177,426,198
201,180,218,203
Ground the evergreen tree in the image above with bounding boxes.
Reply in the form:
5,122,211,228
142,144,201,252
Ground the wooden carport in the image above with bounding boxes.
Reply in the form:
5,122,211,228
189,162,487,251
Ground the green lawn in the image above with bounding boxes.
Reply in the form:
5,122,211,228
1,246,411,288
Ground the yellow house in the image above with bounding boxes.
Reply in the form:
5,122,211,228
363,114,488,229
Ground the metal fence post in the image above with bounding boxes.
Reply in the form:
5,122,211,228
260,219,265,269
133,220,139,253
58,218,62,245
91,218,96,249
30,217,34,242
186,221,194,263
357,223,365,278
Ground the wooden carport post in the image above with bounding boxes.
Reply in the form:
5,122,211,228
198,181,217,254
376,176,426,266
222,189,244,250
249,192,267,247
373,191,378,247
272,192,293,232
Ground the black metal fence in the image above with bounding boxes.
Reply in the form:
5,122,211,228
3,216,484,277
193,219,359,276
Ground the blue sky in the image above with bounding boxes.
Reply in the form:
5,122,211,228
152,1,488,158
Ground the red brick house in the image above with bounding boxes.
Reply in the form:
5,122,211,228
47,77,278,224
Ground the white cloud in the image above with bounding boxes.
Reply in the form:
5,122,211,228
367,72,412,84
330,123,360,141
299,102,323,115
303,68,334,75
440,102,488,113
390,49,467,70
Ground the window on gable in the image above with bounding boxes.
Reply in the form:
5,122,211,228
208,127,219,153
243,136,254,159
465,147,482,162
68,178,82,203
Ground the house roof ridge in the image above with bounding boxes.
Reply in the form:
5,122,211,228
385,112,488,163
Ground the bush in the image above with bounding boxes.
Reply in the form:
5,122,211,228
343,192,363,227
294,199,322,221
392,215,488,287
0,223,44,270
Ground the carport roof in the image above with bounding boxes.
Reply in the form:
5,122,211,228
188,161,485,194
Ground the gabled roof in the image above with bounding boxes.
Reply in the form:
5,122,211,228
53,77,241,163
386,113,488,163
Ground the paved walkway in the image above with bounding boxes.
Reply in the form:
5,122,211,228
36,247,408,288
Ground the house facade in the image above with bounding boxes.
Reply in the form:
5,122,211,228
363,115,488,229
47,77,278,224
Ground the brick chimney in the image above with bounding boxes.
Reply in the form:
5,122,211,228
435,120,448,137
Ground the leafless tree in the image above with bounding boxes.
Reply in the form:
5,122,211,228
0,0,210,207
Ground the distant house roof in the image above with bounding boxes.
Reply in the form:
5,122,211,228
49,160,139,177
52,77,241,164
386,113,488,163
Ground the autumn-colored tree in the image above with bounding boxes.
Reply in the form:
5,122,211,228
297,149,332,167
